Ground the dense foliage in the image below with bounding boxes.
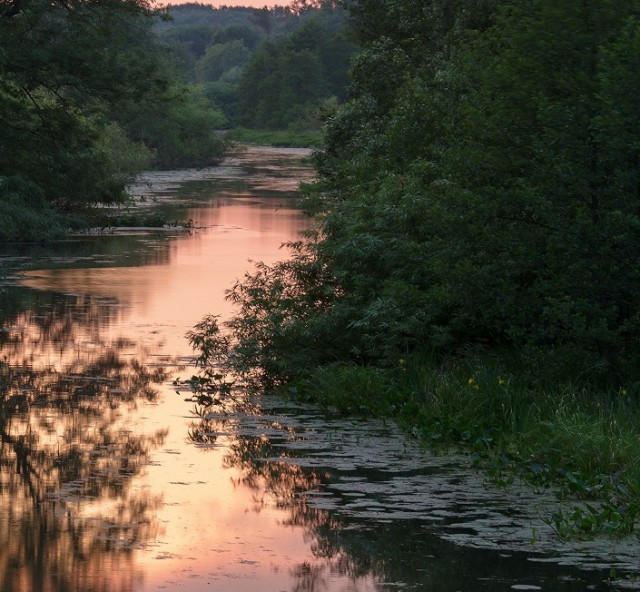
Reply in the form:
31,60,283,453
0,0,228,240
0,0,354,240
315,0,640,373
192,0,640,388
158,2,356,131
234,18,352,129
185,0,640,532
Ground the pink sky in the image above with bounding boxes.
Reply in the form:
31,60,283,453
159,0,285,7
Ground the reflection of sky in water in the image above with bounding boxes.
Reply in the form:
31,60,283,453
16,189,310,358
0,148,637,591
0,148,320,592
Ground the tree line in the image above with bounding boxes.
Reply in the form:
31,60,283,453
0,0,231,240
157,2,355,130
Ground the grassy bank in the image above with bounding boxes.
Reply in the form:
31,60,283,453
288,349,640,539
225,127,323,148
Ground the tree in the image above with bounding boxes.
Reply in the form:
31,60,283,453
234,18,354,129
119,85,228,169
0,0,167,210
314,0,640,364
160,23,215,60
212,23,264,51
191,0,640,385
0,0,231,239
196,40,251,83
435,0,640,361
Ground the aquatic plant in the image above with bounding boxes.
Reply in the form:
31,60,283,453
280,351,640,539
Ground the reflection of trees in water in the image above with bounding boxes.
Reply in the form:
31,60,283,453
0,296,169,592
0,291,124,366
0,234,173,275
187,398,385,591
191,403,603,592
224,440,384,590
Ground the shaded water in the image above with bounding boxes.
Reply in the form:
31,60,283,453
0,147,638,591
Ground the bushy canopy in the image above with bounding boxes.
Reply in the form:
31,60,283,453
193,0,640,385
0,0,162,206
0,0,229,239
313,0,640,368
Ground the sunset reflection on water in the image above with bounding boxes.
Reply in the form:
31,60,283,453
1,149,625,592
0,148,361,591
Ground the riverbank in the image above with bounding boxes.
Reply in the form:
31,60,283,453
225,127,323,148
289,348,640,540
4,145,639,590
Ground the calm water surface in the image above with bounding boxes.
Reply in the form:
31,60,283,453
0,147,638,591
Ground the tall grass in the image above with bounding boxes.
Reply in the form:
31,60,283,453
227,128,323,148
291,347,640,524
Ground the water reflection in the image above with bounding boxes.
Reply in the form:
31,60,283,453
0,147,316,591
184,393,621,592
0,146,626,590
0,234,175,274
222,441,367,592
0,295,167,592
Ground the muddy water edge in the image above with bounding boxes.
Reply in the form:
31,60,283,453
0,146,637,592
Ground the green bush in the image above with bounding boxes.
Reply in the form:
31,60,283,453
0,177,67,241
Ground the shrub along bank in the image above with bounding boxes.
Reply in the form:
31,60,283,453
188,0,640,539
290,353,640,540
0,1,230,241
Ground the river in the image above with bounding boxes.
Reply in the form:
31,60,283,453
0,146,637,591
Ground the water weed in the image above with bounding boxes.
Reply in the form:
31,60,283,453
547,500,640,541
285,349,640,539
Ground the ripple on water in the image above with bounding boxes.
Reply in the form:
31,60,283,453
206,395,640,584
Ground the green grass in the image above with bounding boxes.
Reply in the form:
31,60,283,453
288,348,640,538
92,212,175,228
226,127,323,148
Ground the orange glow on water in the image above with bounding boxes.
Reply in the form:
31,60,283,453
1,148,368,592
17,196,308,357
